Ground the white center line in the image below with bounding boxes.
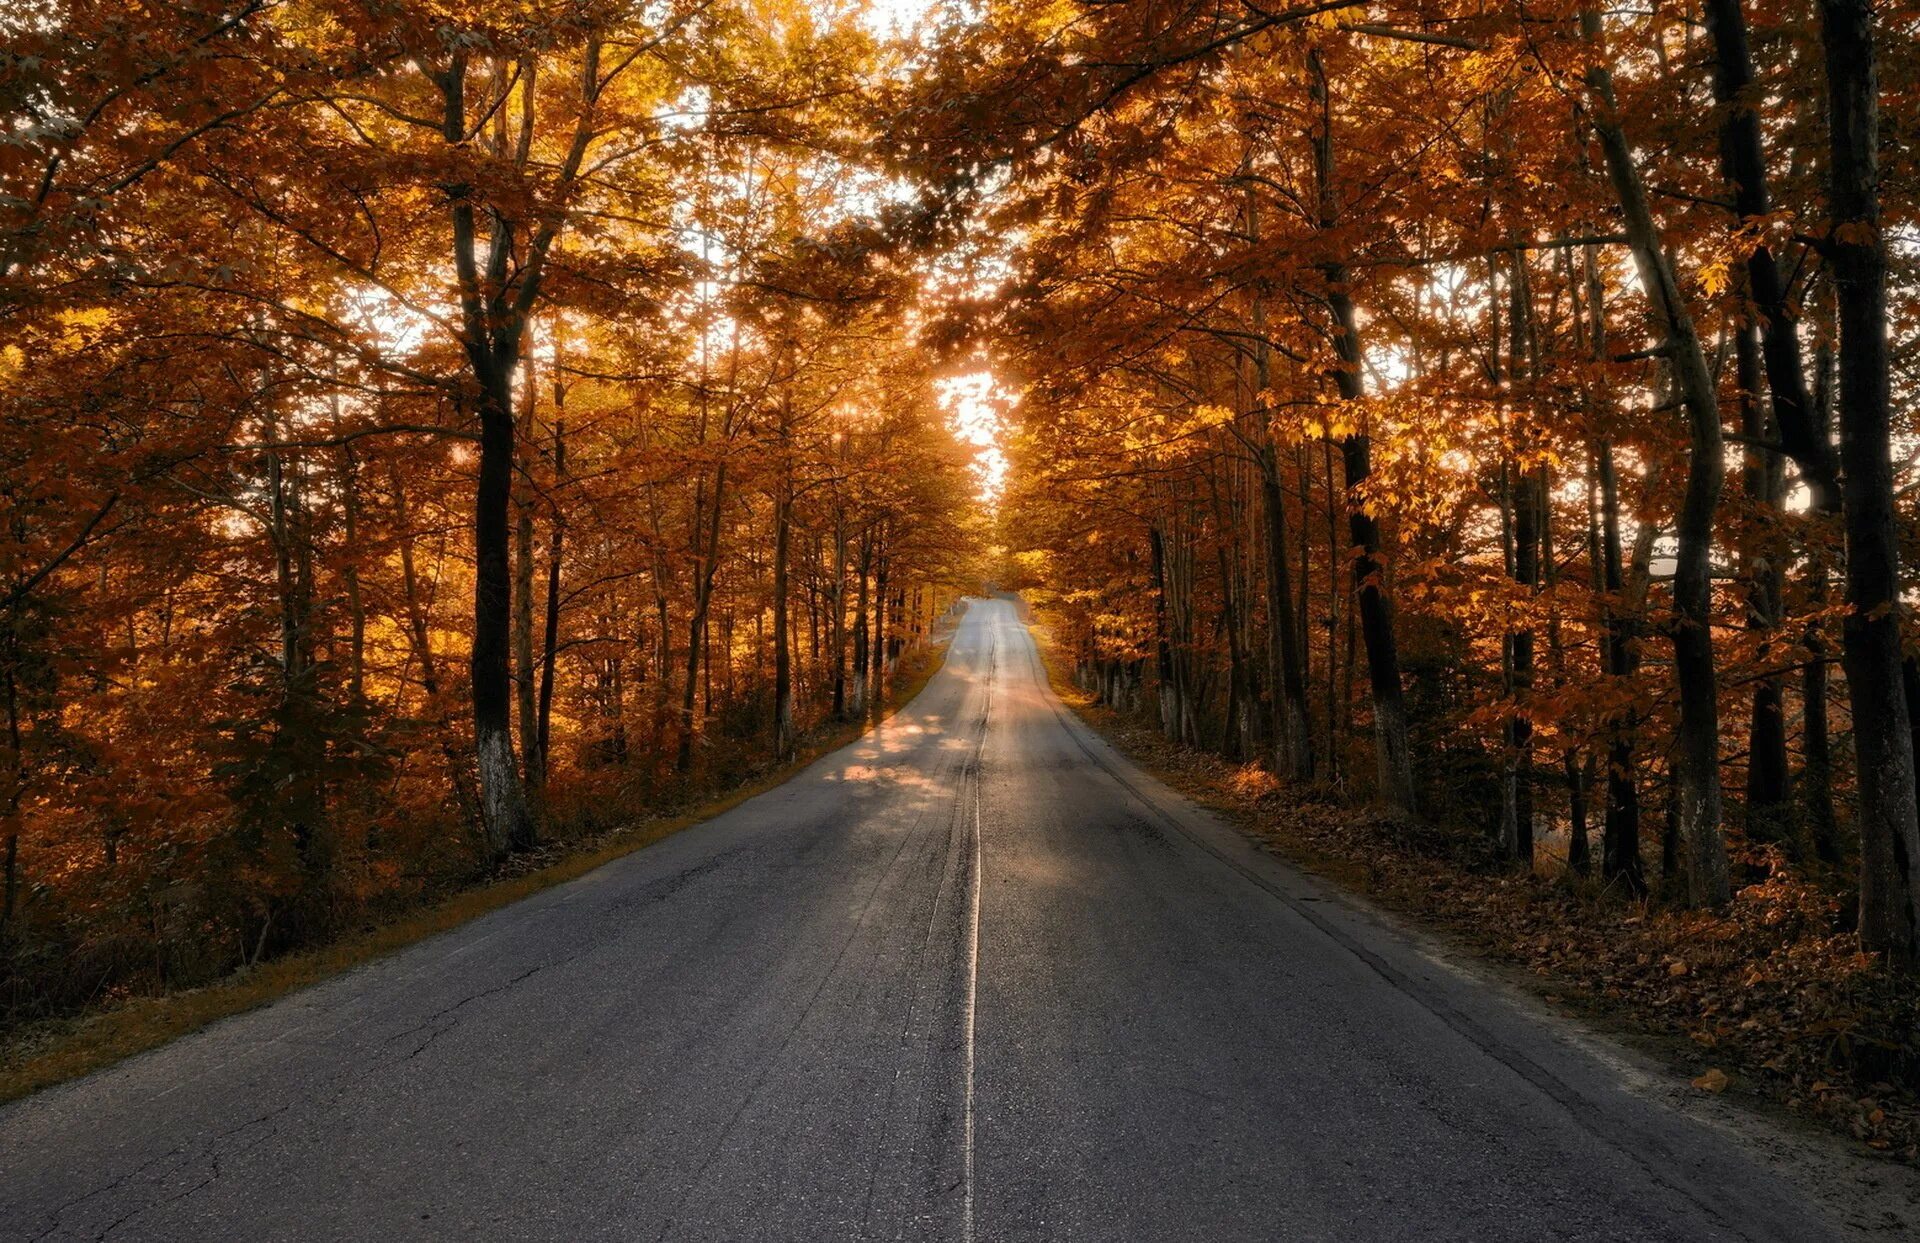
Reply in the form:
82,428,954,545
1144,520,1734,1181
960,618,994,1243
962,787,981,1243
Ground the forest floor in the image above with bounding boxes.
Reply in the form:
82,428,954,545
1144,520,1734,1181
0,633,955,1104
1030,629,1920,1169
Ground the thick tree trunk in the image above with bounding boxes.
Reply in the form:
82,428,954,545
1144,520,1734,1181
472,365,538,854
1821,0,1920,963
1324,442,1344,782
438,48,563,857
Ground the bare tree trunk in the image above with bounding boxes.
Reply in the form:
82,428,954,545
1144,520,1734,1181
1735,324,1791,836
1244,181,1313,780
1582,9,1729,905
1325,441,1344,783
1705,0,1808,846
2,653,21,940
1820,0,1920,963
773,407,795,760
1705,0,1839,512
472,359,537,852
677,462,726,775
831,495,848,720
871,533,889,709
1260,446,1313,780
1596,440,1646,895
436,46,584,856
514,368,539,790
339,442,367,710
1578,247,1646,893
1503,254,1539,866
1311,49,1414,814
534,417,565,787
851,532,871,718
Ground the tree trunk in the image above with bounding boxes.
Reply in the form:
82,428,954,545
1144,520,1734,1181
439,49,551,857
871,536,889,709
1582,9,1729,905
2,655,21,940
1324,441,1343,782
1260,448,1313,781
851,532,871,718
1821,0,1920,963
773,441,794,761
1245,181,1313,780
1311,49,1414,814
677,462,726,775
1596,439,1646,895
340,441,367,709
1149,523,1177,740
534,417,565,786
1735,324,1792,836
1704,0,1839,512
831,499,848,720
472,361,537,853
1503,255,1538,866
514,376,537,787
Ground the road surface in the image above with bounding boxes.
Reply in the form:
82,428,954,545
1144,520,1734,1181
0,598,1870,1240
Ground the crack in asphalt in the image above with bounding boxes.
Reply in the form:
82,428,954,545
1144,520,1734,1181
27,953,582,1241
30,1102,295,1242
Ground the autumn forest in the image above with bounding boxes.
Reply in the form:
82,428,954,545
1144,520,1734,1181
4,0,1920,1160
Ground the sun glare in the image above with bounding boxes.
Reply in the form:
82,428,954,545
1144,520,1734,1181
937,370,1014,505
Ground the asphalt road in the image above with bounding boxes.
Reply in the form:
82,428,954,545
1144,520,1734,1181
0,598,1867,1240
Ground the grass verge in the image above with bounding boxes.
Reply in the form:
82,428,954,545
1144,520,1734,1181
0,638,951,1105
1027,621,1919,1163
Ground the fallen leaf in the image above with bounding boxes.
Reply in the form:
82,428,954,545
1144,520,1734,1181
1692,1068,1730,1093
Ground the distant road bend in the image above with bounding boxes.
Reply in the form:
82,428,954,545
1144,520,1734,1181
0,598,1866,1240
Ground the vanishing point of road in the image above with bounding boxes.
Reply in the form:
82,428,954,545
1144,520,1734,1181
0,599,1876,1240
